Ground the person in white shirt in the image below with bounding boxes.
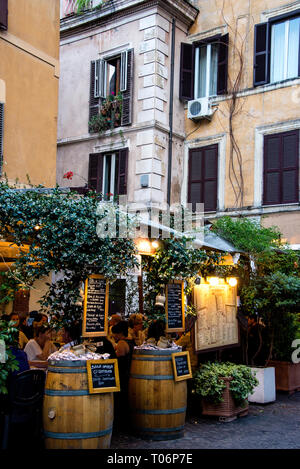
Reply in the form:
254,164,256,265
24,325,57,362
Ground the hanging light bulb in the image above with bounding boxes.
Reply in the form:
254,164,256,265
207,277,219,286
227,277,238,287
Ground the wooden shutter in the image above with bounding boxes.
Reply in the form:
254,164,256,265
117,148,128,195
217,33,229,95
0,0,8,30
253,22,270,86
88,154,103,194
188,145,218,212
263,131,299,205
89,61,100,131
121,49,133,126
0,103,4,176
179,43,194,101
282,131,299,203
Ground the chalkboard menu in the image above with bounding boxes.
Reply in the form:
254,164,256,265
82,275,109,337
86,359,120,394
166,281,185,332
172,352,192,382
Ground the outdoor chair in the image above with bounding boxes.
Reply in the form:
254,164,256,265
1,369,46,449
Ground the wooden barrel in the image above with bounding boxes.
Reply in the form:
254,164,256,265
128,349,187,440
43,360,113,449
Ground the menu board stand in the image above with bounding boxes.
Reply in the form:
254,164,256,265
86,359,120,394
172,352,192,382
166,280,185,332
82,275,109,337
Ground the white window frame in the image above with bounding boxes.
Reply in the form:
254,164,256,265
102,153,116,199
94,50,128,99
194,43,217,99
270,17,300,83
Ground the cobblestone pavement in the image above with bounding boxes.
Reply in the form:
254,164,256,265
111,392,300,449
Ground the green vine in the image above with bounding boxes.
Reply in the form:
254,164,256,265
0,182,138,328
0,321,19,394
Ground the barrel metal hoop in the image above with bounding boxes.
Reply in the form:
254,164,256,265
132,356,172,362
133,349,180,356
47,367,85,374
48,360,87,367
130,374,174,380
44,427,113,440
133,407,186,415
45,389,89,396
135,425,185,433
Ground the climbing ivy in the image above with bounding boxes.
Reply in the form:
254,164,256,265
0,182,137,328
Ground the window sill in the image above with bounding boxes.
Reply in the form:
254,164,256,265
211,77,300,104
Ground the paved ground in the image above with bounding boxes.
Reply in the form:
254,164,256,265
111,392,300,449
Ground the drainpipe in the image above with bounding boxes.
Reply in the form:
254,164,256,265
167,18,176,207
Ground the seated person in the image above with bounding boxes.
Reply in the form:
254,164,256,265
107,313,122,348
24,325,57,362
128,313,147,346
9,312,29,350
146,318,166,344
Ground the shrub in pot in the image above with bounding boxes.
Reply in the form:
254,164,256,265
192,362,258,418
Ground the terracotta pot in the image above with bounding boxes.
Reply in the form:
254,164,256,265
268,360,300,393
201,377,248,418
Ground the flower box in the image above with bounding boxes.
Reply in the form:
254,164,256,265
268,360,300,393
201,377,248,418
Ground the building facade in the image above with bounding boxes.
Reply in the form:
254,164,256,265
0,0,60,314
57,0,198,215
58,0,300,246
182,0,300,246
0,0,60,187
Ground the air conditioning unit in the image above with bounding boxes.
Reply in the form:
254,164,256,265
187,97,214,120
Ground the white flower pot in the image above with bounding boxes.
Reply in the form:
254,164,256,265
248,367,276,404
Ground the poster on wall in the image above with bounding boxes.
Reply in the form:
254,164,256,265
166,281,185,332
82,275,109,337
193,283,239,352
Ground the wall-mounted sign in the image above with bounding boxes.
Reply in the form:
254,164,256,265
166,281,185,332
193,283,239,352
172,351,192,382
82,275,109,337
86,359,120,394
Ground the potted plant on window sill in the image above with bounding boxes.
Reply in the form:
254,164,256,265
89,92,123,134
192,362,258,419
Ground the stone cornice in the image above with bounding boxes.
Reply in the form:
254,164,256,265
60,0,198,37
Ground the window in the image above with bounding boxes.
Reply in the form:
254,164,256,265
179,35,229,101
254,10,300,86
89,49,133,130
88,148,128,198
194,43,218,98
0,0,8,30
263,130,299,205
188,144,218,212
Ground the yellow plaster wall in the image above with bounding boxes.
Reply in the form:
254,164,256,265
185,0,300,242
0,0,59,186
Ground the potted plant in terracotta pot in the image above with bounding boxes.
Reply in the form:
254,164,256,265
192,362,258,419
